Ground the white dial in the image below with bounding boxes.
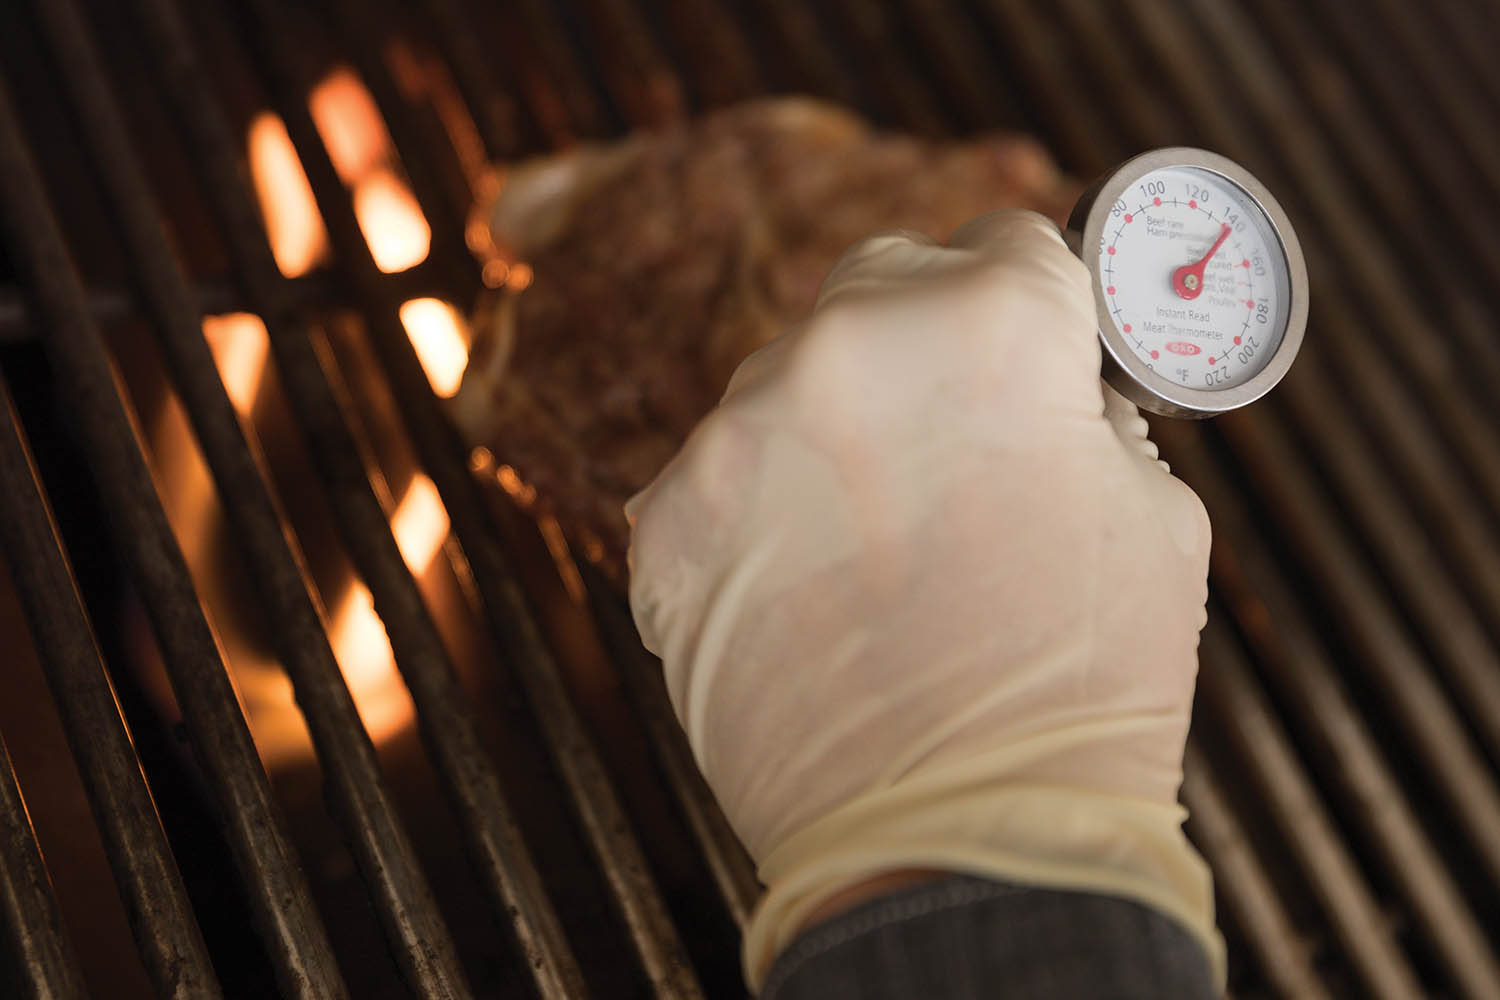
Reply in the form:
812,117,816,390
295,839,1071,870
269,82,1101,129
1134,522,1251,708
1094,165,1291,392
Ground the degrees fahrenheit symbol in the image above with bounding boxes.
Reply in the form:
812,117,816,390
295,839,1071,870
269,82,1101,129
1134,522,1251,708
1172,223,1232,300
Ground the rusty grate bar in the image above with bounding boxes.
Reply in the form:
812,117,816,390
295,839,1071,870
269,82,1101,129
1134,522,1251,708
583,568,761,929
0,269,451,341
1023,2,1500,995
476,0,764,935
4,1,1500,996
744,0,863,109
28,2,476,996
0,385,220,999
0,727,89,1000
415,0,524,159
120,0,591,993
1163,412,1500,999
967,0,1117,167
0,63,350,1000
1192,612,1424,999
648,0,762,110
319,0,477,302
1181,742,1332,1000
220,0,705,993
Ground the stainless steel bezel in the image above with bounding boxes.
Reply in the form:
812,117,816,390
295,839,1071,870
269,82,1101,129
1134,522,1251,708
1066,148,1308,419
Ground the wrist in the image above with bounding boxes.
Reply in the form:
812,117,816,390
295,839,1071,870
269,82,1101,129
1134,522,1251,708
793,868,945,938
741,761,1222,993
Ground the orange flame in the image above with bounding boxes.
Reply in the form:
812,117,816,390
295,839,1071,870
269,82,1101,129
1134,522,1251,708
310,66,431,274
251,66,433,280
329,582,416,744
355,168,431,273
399,298,469,397
391,474,450,573
216,67,476,762
202,313,270,414
248,113,328,278
309,67,389,183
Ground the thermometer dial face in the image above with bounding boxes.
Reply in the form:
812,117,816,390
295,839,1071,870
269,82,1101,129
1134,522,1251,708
1069,149,1307,418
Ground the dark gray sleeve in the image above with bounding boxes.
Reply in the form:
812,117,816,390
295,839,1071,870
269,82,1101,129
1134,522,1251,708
760,875,1219,1000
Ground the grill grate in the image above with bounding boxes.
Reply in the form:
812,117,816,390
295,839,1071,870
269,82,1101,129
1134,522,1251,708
1,1,1499,998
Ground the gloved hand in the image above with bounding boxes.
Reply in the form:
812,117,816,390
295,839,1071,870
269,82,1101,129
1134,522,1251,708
626,210,1222,990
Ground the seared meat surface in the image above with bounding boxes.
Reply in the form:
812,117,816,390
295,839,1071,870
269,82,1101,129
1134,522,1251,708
451,99,1079,575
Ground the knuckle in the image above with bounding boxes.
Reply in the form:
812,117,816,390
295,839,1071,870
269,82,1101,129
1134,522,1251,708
791,300,874,385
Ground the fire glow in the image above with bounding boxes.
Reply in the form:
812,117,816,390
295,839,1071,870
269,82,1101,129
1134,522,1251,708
202,313,269,414
248,113,327,278
329,582,417,745
229,66,479,754
398,298,468,398
308,66,431,273
391,474,449,573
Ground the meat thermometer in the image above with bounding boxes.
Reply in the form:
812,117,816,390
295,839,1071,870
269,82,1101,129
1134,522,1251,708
1066,148,1307,418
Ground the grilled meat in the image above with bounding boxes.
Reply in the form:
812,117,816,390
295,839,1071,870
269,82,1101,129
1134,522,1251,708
451,98,1079,575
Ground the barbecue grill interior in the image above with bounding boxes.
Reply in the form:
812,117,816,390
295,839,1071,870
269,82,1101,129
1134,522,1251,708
3,1,1500,998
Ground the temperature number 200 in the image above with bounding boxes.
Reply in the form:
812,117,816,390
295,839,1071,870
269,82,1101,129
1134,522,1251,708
1236,334,1261,366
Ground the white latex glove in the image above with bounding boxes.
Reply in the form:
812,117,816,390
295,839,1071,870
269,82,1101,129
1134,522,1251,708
626,210,1222,991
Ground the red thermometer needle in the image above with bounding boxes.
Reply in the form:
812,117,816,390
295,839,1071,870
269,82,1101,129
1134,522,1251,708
1172,223,1232,300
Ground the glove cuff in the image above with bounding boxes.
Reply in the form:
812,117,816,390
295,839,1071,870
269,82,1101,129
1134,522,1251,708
741,759,1224,993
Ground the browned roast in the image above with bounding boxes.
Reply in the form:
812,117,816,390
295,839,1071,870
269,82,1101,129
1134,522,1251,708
451,98,1080,575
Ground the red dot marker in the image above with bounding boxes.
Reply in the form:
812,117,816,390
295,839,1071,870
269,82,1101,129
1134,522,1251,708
1189,199,1197,209
1153,197,1162,206
1246,299,1255,308
1150,349,1159,359
1208,357,1217,365
1123,323,1132,333
1124,213,1133,223
1234,336,1242,345
1241,259,1250,268
1107,285,1116,295
1107,245,1116,255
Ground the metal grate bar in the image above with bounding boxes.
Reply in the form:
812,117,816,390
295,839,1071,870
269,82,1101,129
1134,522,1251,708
1074,0,1500,773
1139,0,1500,546
415,0,524,159
1181,741,1333,1000
1253,0,1500,397
1160,414,1500,999
1328,0,1500,227
821,0,949,132
742,0,863,109
966,0,1117,169
648,0,762,109
1081,0,1500,974
0,269,453,342
0,727,90,1000
886,0,1015,132
0,385,220,999
1163,0,1500,624
222,0,705,992
1272,355,1500,765
1192,613,1424,1000
1217,381,1500,882
319,0,478,302
993,6,1500,995
583,568,761,929
1426,0,1500,135
31,2,476,996
463,12,764,935
566,0,686,127
0,66,349,1000
122,0,592,993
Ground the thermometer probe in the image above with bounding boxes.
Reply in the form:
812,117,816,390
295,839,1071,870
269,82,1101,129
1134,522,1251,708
1066,148,1308,418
